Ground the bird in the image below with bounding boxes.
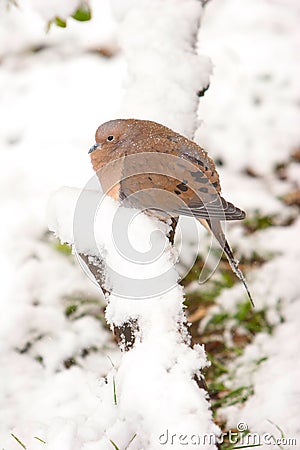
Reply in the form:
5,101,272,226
88,118,254,306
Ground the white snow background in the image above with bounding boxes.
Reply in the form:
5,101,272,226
1,0,300,449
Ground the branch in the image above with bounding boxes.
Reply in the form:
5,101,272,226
78,217,179,351
199,0,212,6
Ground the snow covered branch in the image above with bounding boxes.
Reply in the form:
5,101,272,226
48,185,219,448
112,0,212,138
47,0,219,447
78,217,178,350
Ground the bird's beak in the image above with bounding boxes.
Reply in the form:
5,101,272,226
88,143,100,154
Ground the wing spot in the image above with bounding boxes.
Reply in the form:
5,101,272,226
191,171,204,182
199,187,208,193
176,182,188,192
185,154,205,167
175,190,181,195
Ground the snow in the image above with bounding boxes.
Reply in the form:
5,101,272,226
0,1,123,448
197,0,300,174
112,0,212,138
223,298,300,445
195,0,300,447
1,0,300,448
212,219,300,447
47,171,219,449
28,0,82,22
1,0,219,448
0,0,116,58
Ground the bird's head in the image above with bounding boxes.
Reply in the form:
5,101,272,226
88,118,171,174
88,119,142,173
88,119,136,155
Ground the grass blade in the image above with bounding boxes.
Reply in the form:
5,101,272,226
10,433,26,449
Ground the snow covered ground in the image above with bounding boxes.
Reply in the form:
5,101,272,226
199,1,300,444
1,0,300,449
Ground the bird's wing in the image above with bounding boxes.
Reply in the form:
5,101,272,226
162,136,245,221
119,133,246,221
168,135,222,193
177,196,246,221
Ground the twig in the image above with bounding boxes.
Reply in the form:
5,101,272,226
199,0,212,6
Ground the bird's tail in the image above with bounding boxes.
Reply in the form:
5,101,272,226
205,219,254,307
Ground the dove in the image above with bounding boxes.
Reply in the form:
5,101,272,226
89,118,253,306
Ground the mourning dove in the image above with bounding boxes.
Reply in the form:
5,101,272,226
89,119,253,306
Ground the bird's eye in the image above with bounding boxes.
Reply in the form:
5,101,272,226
107,135,114,142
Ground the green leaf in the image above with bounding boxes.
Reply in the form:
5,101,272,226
72,3,92,22
54,17,67,28
53,241,72,255
65,304,78,317
212,385,254,409
209,356,229,374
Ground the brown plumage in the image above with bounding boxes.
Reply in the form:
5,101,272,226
89,118,253,306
